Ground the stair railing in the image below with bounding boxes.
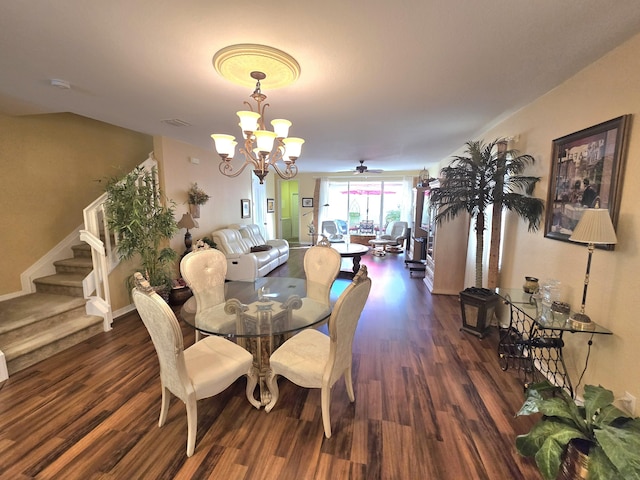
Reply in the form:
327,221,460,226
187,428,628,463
81,153,158,330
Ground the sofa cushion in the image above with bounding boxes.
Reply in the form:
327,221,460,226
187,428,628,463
212,229,250,255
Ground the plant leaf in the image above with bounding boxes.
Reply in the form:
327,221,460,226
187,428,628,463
538,397,588,434
595,404,633,427
595,425,640,478
516,420,585,456
588,445,621,480
584,385,614,426
534,438,565,480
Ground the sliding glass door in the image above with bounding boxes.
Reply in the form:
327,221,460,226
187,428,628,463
323,179,409,235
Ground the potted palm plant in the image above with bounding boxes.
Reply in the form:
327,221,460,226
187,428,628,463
516,381,640,480
429,139,544,336
105,166,178,298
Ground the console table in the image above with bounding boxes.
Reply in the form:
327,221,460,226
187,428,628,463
496,288,612,397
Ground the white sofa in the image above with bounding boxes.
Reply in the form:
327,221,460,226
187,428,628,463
211,224,289,281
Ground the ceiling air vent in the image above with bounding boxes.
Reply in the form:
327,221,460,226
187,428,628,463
161,118,192,127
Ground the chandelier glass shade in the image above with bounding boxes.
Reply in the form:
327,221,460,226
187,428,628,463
211,71,304,184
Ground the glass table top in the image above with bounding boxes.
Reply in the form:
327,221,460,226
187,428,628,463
180,277,332,337
495,287,612,334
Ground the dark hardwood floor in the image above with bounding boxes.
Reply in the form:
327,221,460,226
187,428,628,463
0,247,541,479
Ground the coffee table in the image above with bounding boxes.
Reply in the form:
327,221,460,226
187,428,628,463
331,243,369,277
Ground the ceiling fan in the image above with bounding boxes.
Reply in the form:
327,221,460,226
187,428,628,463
353,160,383,174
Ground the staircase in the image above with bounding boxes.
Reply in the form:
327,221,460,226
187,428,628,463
0,243,104,375
0,154,158,380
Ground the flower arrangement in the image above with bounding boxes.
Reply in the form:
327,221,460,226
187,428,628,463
187,183,210,205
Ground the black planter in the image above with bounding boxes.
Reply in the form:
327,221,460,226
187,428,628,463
459,287,499,338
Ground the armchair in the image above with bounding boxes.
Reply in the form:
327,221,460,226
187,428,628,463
368,221,408,253
320,220,345,243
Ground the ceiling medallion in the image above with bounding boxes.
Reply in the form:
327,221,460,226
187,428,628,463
212,44,301,90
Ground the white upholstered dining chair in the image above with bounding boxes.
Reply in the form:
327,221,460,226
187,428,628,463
265,265,371,438
294,245,342,325
132,273,255,457
180,248,236,342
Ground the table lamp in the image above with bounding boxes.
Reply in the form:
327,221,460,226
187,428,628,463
568,208,617,330
177,212,199,254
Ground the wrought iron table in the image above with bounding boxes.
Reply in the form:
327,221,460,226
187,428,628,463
495,287,611,397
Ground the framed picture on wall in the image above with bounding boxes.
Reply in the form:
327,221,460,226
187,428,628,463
241,198,251,218
267,198,275,213
544,115,630,248
302,197,313,208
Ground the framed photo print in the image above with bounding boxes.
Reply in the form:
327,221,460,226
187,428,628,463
241,198,251,219
544,115,630,248
267,198,275,213
302,197,313,208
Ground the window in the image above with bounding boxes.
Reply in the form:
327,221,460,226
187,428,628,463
322,180,410,235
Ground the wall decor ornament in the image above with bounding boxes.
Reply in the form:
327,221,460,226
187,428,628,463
267,198,275,213
187,182,210,219
544,115,631,247
241,198,251,218
302,197,313,208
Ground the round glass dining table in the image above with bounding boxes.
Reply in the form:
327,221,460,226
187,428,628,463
180,277,331,408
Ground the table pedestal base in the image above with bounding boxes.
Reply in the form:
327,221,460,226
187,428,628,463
225,296,302,408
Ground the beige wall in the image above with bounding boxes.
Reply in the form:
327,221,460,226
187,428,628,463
441,33,640,401
0,112,153,294
153,136,255,258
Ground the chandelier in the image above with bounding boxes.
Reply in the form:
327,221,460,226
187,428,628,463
211,71,304,184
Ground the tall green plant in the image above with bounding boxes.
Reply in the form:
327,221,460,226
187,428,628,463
516,381,640,480
429,139,544,288
105,166,178,289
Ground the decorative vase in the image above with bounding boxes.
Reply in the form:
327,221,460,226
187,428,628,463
557,438,590,480
189,203,200,219
523,276,539,294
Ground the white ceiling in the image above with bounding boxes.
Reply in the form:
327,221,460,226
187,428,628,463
2,1,640,175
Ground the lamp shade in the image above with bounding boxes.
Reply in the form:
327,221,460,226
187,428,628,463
569,209,617,245
177,212,199,230
211,134,236,157
270,118,291,138
254,130,277,152
237,110,260,133
283,137,304,160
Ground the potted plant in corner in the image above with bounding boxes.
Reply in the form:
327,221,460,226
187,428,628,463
429,139,544,337
105,166,178,299
516,381,640,480
187,182,210,218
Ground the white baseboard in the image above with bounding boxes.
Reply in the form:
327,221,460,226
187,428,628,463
0,350,8,385
20,225,83,293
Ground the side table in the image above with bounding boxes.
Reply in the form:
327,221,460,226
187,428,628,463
496,287,612,397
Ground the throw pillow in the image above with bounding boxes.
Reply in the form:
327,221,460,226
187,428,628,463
250,244,273,252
